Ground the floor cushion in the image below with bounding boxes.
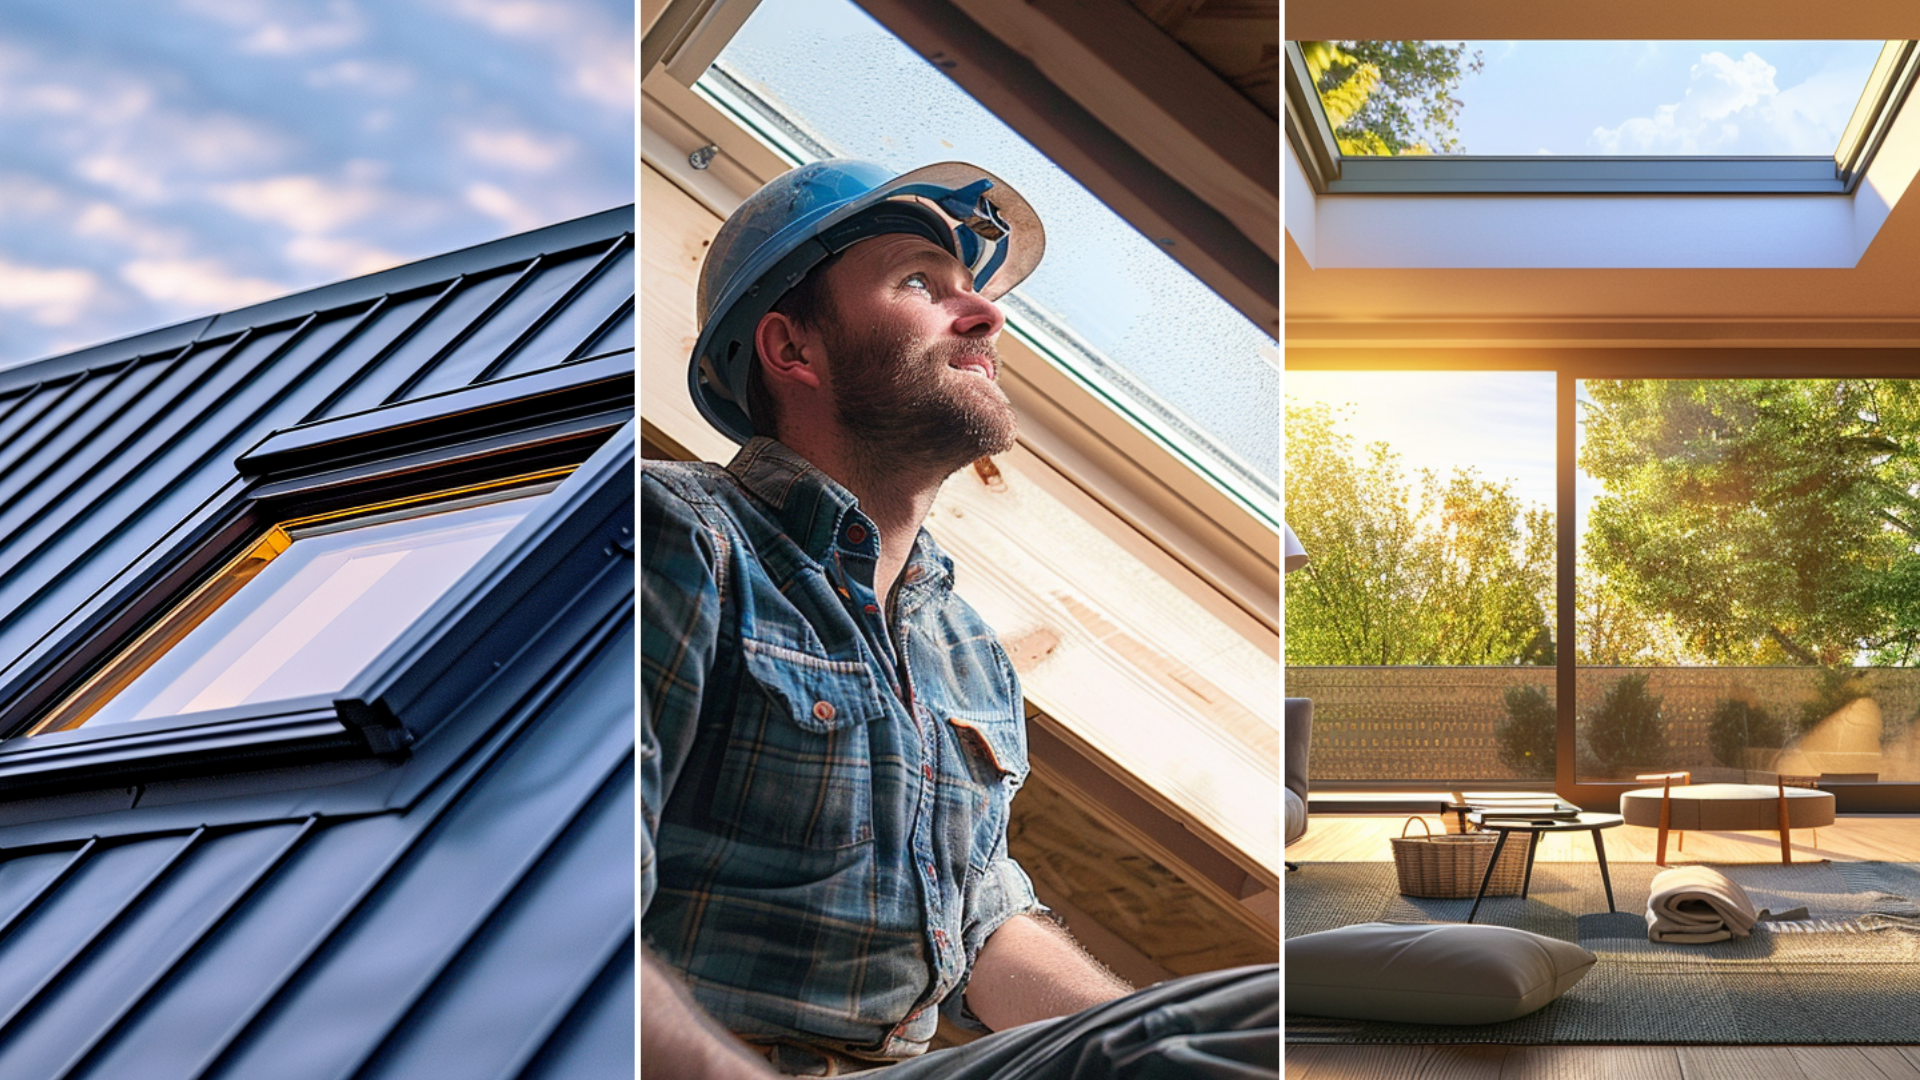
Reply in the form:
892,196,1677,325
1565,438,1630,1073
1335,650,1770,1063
1286,922,1595,1024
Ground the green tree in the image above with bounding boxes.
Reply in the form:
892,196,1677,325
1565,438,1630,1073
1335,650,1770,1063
1496,684,1556,780
1300,40,1483,155
1581,379,1920,666
1583,672,1669,776
1285,400,1554,665
1575,564,1684,665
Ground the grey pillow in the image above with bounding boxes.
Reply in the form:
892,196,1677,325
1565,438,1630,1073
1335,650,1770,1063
1286,922,1595,1024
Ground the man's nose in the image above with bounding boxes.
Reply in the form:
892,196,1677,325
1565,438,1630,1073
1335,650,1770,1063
952,291,1005,339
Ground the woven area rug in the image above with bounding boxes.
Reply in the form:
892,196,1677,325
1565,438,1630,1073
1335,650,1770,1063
1286,860,1920,1044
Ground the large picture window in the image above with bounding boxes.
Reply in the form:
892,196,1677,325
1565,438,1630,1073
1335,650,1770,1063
1575,378,1920,790
1285,370,1555,785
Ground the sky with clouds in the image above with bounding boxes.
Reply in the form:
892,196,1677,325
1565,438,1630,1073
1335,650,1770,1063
0,0,633,369
1440,40,1884,156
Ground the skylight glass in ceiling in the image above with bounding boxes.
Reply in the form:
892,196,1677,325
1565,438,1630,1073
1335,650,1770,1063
1308,40,1886,157
700,0,1279,521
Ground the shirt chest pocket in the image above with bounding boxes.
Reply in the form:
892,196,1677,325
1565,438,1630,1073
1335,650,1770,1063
712,637,888,850
945,715,1027,871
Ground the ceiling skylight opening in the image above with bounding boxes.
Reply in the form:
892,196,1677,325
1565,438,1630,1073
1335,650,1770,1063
697,0,1280,525
1286,40,1918,194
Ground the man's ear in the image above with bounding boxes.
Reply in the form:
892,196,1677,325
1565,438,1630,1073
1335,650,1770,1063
753,311,824,390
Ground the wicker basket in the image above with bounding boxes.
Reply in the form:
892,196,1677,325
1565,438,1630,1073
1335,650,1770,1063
1390,817,1528,899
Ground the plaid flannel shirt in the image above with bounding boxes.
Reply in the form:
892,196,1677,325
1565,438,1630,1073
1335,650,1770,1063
640,438,1045,1062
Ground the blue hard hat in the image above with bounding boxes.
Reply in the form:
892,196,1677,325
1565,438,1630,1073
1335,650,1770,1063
690,159,1044,443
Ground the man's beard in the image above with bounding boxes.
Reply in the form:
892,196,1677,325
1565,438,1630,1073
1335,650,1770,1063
825,320,1018,481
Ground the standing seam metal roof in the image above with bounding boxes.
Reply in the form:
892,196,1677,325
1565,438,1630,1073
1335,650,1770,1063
0,207,636,1079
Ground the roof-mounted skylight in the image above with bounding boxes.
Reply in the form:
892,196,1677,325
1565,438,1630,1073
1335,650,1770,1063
1286,40,1917,194
699,0,1279,522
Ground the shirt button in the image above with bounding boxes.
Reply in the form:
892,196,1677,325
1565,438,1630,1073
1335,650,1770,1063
864,603,879,615
812,701,835,722
845,523,868,545
926,862,937,878
922,763,934,780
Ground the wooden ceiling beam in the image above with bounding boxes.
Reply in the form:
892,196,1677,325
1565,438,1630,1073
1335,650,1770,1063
853,0,1279,335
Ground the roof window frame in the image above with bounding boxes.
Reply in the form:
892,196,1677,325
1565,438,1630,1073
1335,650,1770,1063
0,356,634,801
1284,39,1920,196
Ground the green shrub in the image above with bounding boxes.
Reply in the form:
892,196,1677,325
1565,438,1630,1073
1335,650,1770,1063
1584,672,1669,775
1797,668,1873,735
1706,698,1783,768
1496,684,1556,780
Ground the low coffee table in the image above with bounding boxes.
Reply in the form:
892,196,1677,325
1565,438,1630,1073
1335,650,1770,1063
1619,780,1835,866
1465,812,1624,924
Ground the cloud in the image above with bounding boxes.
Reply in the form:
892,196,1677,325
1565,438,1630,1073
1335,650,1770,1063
0,258,100,326
72,204,191,255
304,59,413,94
209,174,386,234
180,0,366,55
74,153,171,202
464,181,545,232
430,0,633,111
460,127,574,172
1590,50,1853,155
119,257,284,310
0,174,72,222
285,234,402,277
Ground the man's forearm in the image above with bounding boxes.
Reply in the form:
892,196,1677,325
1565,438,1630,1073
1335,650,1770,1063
640,949,778,1079
964,913,1134,1032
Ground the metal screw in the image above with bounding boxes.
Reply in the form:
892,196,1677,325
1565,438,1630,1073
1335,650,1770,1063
689,143,719,170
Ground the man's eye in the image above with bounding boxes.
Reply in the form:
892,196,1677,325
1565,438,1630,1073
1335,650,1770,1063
903,272,930,291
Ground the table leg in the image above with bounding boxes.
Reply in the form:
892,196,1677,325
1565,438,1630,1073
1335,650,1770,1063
1521,831,1539,899
1778,784,1793,864
1467,829,1511,924
1593,829,1616,914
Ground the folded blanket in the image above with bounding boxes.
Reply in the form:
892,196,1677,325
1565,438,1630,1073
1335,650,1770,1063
1646,866,1807,943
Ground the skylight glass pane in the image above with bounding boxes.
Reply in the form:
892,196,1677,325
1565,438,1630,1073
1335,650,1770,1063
38,486,545,734
1307,40,1885,157
699,0,1278,520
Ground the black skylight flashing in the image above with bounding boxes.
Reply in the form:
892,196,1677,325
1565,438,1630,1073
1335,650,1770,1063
1284,41,1920,196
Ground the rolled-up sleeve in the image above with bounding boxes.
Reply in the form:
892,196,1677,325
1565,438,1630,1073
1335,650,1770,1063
943,850,1049,1030
639,470,723,917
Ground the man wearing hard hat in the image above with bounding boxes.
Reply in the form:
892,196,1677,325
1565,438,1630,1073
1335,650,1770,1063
642,159,1277,1078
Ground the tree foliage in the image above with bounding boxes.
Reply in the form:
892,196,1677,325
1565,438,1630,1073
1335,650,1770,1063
1285,400,1555,666
1300,40,1483,155
1496,684,1556,780
1575,564,1684,666
1581,379,1920,666
1583,673,1669,775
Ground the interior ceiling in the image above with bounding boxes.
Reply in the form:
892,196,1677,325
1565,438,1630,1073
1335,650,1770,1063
1286,0,1920,349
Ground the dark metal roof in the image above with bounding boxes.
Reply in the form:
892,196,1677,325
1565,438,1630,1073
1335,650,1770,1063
0,208,636,1079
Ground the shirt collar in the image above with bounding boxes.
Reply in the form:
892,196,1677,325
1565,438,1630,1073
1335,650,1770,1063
725,437,956,595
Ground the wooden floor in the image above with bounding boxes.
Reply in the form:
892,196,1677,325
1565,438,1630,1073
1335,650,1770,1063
1287,813,1920,1079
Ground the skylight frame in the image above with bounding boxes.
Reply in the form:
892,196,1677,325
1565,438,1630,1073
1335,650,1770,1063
1284,40,1920,195
692,35,1282,529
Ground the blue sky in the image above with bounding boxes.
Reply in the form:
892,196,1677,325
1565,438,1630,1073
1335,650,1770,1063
1445,40,1884,155
1282,373,1621,546
0,0,633,369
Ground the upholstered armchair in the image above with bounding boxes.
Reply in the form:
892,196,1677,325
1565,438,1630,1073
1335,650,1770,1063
1284,523,1310,870
1285,697,1311,870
